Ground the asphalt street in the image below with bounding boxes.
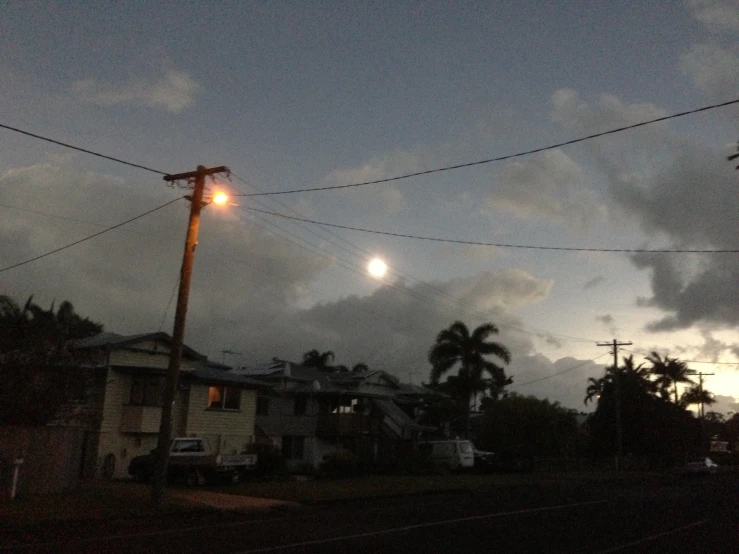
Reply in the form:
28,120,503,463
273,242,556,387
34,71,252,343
2,473,738,553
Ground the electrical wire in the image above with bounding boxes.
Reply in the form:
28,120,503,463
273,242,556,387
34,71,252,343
232,173,602,347
243,206,739,253
0,196,186,273
509,353,609,387
621,347,739,366
0,122,169,175
234,97,739,197
232,172,597,345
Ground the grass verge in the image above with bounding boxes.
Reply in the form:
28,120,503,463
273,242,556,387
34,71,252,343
0,481,207,527
210,470,669,504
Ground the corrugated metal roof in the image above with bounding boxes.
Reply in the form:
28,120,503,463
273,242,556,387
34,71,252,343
185,365,267,388
71,331,205,360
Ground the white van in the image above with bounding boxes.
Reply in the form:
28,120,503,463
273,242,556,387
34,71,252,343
419,440,475,470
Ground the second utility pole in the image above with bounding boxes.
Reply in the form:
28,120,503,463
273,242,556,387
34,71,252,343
597,339,632,471
151,164,228,506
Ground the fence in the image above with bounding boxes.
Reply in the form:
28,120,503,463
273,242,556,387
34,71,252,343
0,425,89,497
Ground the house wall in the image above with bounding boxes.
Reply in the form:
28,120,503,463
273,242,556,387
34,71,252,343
185,384,256,455
256,395,318,437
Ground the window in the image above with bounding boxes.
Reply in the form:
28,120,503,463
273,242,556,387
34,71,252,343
130,375,163,406
207,385,241,410
294,396,308,416
256,396,269,416
281,436,305,460
171,439,205,453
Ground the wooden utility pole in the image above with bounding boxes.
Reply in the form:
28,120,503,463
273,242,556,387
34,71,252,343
687,370,715,419
597,339,632,471
151,165,228,506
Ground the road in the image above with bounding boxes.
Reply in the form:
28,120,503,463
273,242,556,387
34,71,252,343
2,473,738,553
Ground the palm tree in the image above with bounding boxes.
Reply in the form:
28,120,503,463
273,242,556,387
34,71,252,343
646,352,694,404
584,376,604,405
302,349,335,372
428,321,511,438
680,385,716,417
583,356,656,406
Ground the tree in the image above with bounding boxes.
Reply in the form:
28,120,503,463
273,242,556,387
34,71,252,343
584,377,604,405
646,352,694,404
428,321,511,438
477,393,579,460
586,356,698,467
302,349,335,372
0,294,103,426
680,385,716,416
332,362,369,374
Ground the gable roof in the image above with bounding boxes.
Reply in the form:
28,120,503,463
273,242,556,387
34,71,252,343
71,331,206,361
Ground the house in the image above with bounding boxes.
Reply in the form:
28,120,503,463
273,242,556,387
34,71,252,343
71,332,265,480
236,360,434,471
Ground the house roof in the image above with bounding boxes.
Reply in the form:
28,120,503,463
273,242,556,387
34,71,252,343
184,364,267,389
71,331,205,361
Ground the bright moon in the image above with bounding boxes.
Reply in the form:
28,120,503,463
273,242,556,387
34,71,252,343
368,258,387,278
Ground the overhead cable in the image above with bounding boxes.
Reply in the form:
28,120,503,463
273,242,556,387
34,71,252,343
243,207,739,253
0,123,169,176
510,354,609,387
0,196,186,273
235,97,739,197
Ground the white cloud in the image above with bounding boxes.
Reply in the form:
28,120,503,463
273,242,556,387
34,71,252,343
72,69,201,112
680,43,739,99
688,0,739,32
487,149,606,231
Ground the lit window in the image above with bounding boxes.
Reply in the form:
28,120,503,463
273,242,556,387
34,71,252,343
207,385,241,411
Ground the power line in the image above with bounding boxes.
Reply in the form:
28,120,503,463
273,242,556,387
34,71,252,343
243,206,739,253
510,353,609,387
231,173,598,345
621,347,739,366
0,122,169,176
0,196,186,274
232,176,601,346
234,97,739,197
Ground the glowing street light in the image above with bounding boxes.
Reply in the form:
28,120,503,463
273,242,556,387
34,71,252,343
212,192,228,205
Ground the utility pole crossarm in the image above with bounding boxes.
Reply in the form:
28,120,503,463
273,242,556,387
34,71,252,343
163,166,229,182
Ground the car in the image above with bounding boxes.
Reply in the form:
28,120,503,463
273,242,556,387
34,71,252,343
684,457,719,475
472,448,497,472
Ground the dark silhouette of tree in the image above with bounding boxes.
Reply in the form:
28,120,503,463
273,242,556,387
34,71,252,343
680,385,716,414
646,352,694,404
478,393,579,460
584,377,604,405
428,321,511,438
332,363,369,374
302,349,335,372
587,355,698,467
0,294,103,426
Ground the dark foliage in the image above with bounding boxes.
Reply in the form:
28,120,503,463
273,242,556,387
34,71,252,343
477,393,579,459
0,295,103,426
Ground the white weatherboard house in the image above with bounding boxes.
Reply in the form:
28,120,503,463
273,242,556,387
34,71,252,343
72,332,264,480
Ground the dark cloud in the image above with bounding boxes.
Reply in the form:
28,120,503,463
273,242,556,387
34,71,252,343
551,91,739,332
583,275,605,290
596,314,616,336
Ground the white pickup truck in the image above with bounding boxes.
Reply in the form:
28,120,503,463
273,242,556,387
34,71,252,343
128,437,258,485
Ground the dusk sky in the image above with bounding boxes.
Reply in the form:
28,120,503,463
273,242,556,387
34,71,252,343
1,1,737,412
